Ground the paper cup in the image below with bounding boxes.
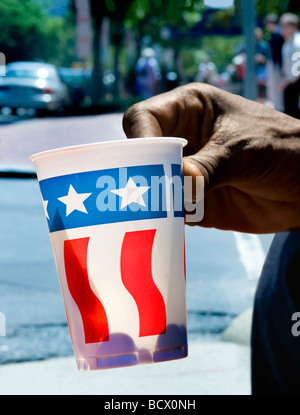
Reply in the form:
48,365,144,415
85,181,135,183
30,137,188,371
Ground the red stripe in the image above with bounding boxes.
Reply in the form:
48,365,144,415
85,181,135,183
64,238,109,344
120,229,166,337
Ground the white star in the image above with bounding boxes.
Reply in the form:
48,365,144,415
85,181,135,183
43,199,49,220
111,177,150,209
58,185,92,217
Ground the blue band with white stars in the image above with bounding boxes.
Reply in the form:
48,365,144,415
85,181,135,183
39,164,184,233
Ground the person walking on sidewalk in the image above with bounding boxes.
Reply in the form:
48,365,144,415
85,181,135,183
279,13,300,119
265,14,284,111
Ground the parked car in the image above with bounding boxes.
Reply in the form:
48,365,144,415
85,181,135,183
0,61,70,115
58,67,90,108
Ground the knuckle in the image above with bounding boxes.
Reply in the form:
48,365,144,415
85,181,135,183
122,103,143,133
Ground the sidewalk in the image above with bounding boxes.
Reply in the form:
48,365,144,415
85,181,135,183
0,309,252,395
0,339,251,395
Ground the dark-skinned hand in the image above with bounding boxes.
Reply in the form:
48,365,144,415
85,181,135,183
123,83,300,234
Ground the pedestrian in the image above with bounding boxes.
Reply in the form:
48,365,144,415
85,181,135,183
264,14,284,111
196,57,217,86
134,48,161,100
254,27,271,102
279,13,300,119
123,82,300,395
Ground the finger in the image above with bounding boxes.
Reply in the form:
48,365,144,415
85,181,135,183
122,91,180,138
184,140,230,194
122,84,214,147
123,104,163,138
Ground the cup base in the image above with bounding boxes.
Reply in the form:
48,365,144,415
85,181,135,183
76,344,188,371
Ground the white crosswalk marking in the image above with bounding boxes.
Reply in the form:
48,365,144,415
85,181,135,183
233,232,266,280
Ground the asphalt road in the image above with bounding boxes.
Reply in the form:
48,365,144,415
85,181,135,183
0,112,126,170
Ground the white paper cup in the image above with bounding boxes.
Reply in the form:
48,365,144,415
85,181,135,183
30,137,188,371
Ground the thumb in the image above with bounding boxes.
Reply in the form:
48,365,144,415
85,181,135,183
183,141,230,193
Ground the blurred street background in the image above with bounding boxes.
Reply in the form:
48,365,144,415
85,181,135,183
0,0,299,394
0,0,298,118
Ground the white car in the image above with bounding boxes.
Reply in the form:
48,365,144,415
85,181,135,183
0,61,70,115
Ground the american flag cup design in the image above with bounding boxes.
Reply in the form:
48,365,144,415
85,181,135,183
30,138,188,371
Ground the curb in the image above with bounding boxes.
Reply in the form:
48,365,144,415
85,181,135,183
222,308,253,346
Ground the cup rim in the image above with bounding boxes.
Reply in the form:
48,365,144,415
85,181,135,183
29,137,187,163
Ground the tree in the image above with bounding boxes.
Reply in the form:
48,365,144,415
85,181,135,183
88,0,135,102
106,0,135,98
87,1,206,102
0,0,75,65
86,0,299,105
124,0,205,86
89,0,108,103
126,0,204,48
236,0,299,20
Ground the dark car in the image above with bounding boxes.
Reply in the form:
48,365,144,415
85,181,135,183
58,67,91,108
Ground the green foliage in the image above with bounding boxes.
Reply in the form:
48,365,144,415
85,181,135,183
0,0,75,65
256,0,280,17
201,35,243,70
105,0,117,13
255,0,299,17
181,35,243,77
234,0,296,19
127,0,204,31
